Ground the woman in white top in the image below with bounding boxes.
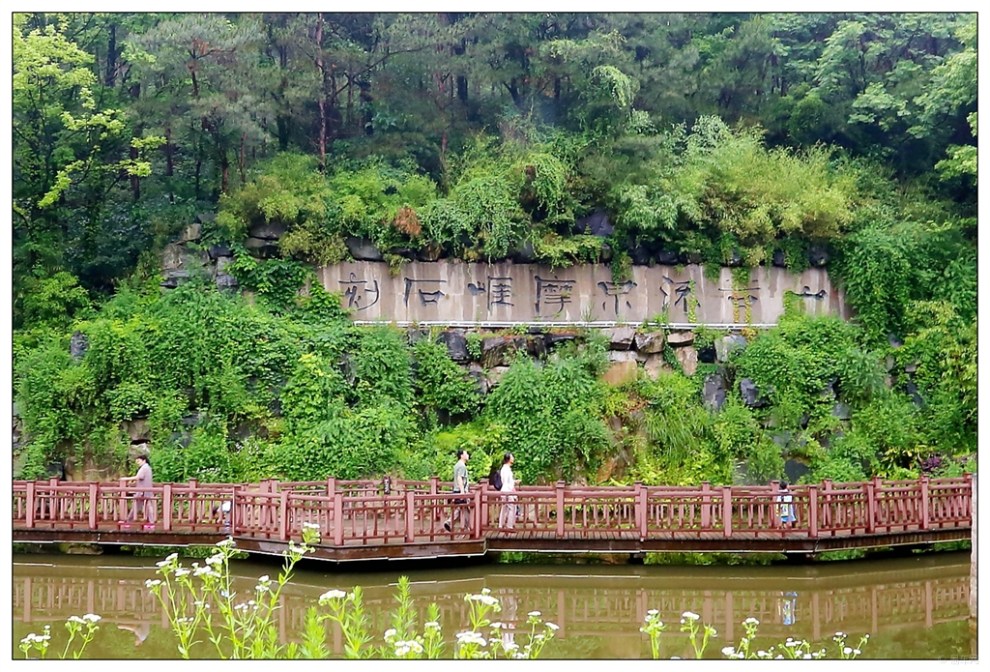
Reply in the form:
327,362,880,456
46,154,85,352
498,452,516,530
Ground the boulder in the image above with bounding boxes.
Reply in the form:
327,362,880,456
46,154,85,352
509,240,537,263
574,209,615,237
739,378,770,408
628,244,652,265
208,243,233,260
674,346,698,376
437,330,470,362
642,354,669,380
715,335,748,362
680,250,703,264
771,249,788,267
345,236,384,261
807,244,829,267
416,243,443,262
123,418,150,442
608,326,637,350
244,237,280,258
481,336,529,368
160,269,191,289
249,221,288,240
468,369,489,396
195,212,216,226
214,274,238,291
179,222,202,243
162,243,185,270
698,345,717,363
832,403,851,420
406,328,430,346
702,372,727,411
602,360,638,386
634,330,665,354
724,248,744,267
544,332,578,350
607,350,638,363
654,249,679,265
487,366,511,388
69,332,89,360
666,330,695,347
904,381,926,407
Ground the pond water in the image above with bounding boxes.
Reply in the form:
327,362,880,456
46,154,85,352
11,549,975,659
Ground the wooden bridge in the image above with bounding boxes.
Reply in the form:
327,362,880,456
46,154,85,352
12,475,972,562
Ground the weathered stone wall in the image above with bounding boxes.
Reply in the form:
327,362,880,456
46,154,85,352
318,261,849,325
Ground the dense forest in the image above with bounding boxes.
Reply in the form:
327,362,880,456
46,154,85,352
11,13,977,487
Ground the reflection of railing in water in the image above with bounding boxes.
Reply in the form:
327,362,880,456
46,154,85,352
13,564,970,651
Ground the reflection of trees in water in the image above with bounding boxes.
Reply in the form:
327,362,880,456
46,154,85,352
11,558,973,659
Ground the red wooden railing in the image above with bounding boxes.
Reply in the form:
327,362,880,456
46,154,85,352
11,475,972,547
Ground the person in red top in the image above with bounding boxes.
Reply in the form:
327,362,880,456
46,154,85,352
123,454,156,528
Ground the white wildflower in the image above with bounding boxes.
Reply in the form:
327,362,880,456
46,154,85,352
145,579,162,589
843,647,852,655
528,610,541,618
82,614,101,623
174,568,190,578
546,622,559,632
424,621,440,630
681,610,700,621
455,631,487,647
205,554,224,566
466,593,500,607
743,616,759,625
319,589,347,603
384,628,398,640
646,609,659,617
722,646,736,657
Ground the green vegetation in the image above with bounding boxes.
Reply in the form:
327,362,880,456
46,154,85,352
10,12,976,491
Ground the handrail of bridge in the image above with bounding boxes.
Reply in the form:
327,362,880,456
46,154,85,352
12,475,972,546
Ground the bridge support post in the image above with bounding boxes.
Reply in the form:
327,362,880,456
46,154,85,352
480,483,489,535
473,487,482,539
26,481,35,529
89,484,98,529
722,487,732,538
162,484,173,532
808,485,818,538
636,482,647,540
700,482,711,529
920,476,930,530
556,482,565,537
865,480,876,534
118,478,129,523
333,493,344,546
406,491,416,542
279,491,289,541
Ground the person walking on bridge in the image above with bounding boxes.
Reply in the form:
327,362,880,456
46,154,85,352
498,452,517,531
444,449,471,533
123,454,156,529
